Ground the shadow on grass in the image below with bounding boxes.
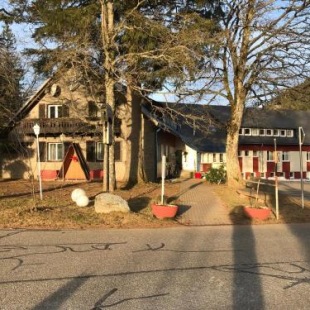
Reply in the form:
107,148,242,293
0,181,85,199
128,197,151,212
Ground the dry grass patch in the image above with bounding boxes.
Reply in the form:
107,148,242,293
211,182,310,224
0,179,181,229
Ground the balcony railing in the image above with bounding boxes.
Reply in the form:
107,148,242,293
14,118,101,135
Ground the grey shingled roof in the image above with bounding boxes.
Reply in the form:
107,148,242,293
143,102,310,152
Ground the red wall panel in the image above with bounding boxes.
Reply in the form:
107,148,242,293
282,162,290,179
253,157,259,173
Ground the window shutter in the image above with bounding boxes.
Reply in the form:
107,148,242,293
39,142,47,161
88,101,98,118
62,105,69,117
114,141,121,161
86,141,96,162
39,105,45,118
114,118,121,137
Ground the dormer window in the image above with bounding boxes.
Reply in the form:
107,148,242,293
252,128,259,136
287,130,294,137
244,128,251,135
259,129,265,136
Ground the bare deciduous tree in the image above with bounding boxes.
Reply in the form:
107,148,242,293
179,0,310,187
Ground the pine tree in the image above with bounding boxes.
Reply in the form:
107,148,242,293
0,23,23,130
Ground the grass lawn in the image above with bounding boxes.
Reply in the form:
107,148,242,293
0,179,181,229
211,182,310,225
1,179,310,229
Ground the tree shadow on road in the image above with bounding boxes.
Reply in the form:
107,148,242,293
229,212,265,309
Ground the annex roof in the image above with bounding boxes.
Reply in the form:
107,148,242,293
142,101,310,152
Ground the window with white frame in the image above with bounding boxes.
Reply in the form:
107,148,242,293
219,153,224,162
93,141,121,162
238,151,242,157
212,153,216,162
259,129,265,136
96,142,104,161
282,151,289,161
307,152,310,161
244,128,251,135
287,130,294,137
252,128,259,136
239,128,244,135
280,129,286,137
273,129,279,136
48,105,63,118
48,143,63,161
267,151,274,161
253,150,258,157
244,150,250,157
266,129,272,136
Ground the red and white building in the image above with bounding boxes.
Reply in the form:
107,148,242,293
147,103,310,180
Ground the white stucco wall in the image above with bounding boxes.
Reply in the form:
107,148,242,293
182,146,197,172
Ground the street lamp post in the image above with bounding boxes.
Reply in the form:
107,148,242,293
299,126,306,209
98,103,109,192
60,133,65,181
33,123,43,200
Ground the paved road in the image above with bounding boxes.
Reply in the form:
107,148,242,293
0,225,310,309
279,181,310,199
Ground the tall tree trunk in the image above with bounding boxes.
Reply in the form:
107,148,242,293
122,86,133,185
121,84,147,186
138,112,147,183
122,85,141,186
101,0,115,192
104,143,109,192
224,1,254,188
226,99,244,188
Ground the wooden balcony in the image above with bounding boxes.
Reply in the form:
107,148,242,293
14,118,101,135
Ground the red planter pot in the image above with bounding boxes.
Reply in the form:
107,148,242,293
151,204,178,219
244,206,271,220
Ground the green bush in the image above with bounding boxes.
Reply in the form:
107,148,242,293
204,165,227,184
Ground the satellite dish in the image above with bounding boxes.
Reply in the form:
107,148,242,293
50,84,61,97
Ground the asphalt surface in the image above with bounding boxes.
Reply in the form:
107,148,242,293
279,181,310,198
1,224,310,309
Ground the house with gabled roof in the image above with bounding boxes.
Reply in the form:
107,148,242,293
144,102,310,181
1,72,181,183
2,79,310,183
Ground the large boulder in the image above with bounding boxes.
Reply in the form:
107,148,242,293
94,193,130,214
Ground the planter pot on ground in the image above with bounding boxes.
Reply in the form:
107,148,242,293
243,206,271,220
151,204,178,219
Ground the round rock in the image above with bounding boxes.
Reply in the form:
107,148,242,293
71,188,86,202
95,193,130,214
76,195,89,207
